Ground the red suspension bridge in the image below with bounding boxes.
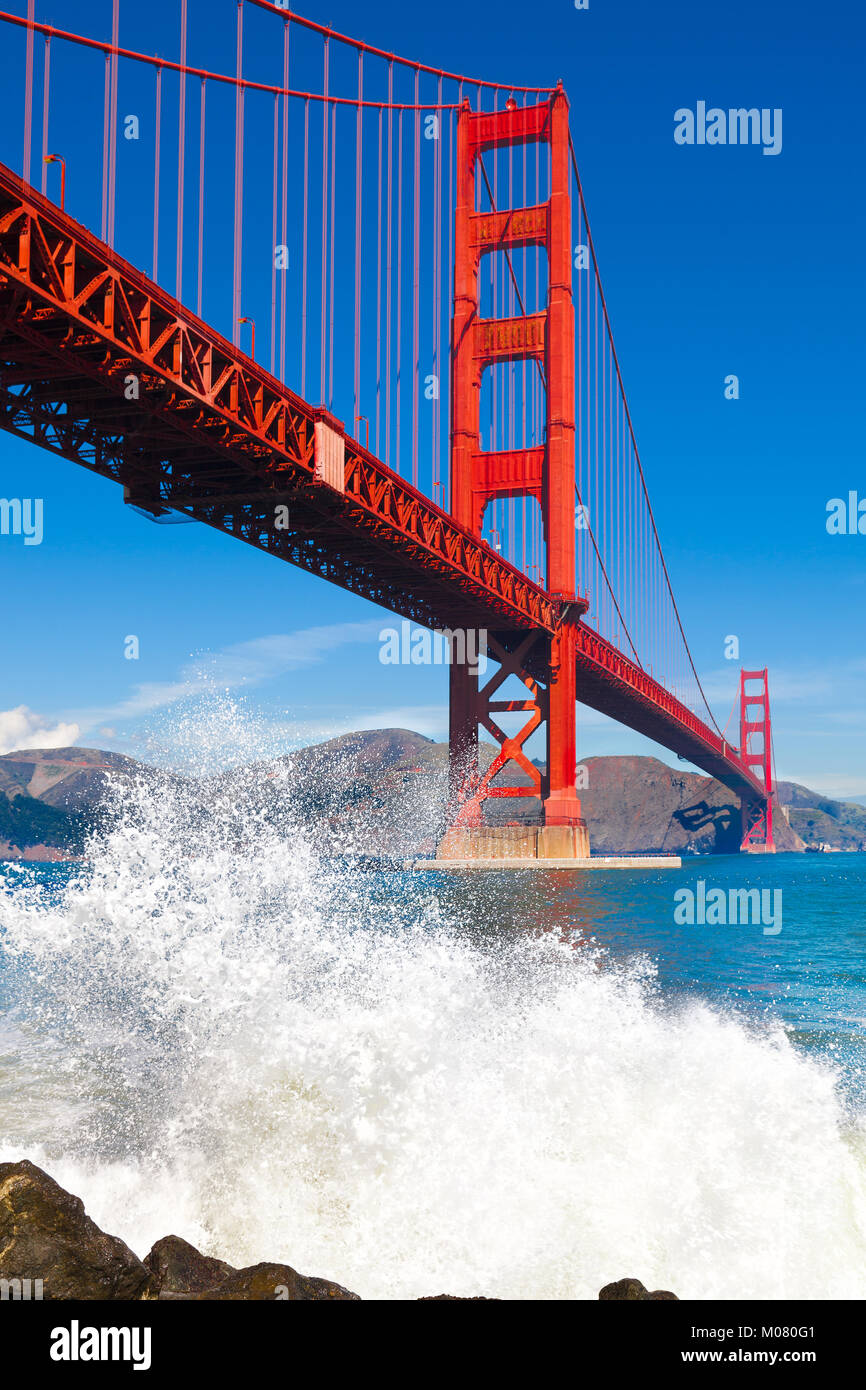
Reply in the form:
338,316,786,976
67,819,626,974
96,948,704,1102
0,1,775,856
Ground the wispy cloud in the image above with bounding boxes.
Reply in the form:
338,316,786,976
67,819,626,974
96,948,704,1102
72,622,383,733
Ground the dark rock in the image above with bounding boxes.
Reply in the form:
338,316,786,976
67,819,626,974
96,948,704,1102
0,1160,155,1300
599,1277,649,1300
145,1234,235,1294
417,1294,500,1300
193,1262,360,1301
599,1277,679,1301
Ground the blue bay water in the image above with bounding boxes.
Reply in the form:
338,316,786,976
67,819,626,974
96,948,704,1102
407,853,866,1101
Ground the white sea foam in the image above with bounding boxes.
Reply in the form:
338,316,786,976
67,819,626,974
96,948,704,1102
1,705,865,1299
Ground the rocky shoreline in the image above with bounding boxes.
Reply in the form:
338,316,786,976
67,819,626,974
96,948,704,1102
0,1160,678,1301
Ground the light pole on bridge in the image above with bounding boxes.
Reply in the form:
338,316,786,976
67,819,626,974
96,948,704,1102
238,316,256,362
43,153,66,210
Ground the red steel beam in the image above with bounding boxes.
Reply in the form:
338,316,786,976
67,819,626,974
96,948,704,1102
0,161,557,637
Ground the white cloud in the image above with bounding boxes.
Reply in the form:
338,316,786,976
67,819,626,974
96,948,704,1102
0,705,81,756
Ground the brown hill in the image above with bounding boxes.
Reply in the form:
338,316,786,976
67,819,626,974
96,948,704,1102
0,732,835,860
577,755,804,855
0,746,144,811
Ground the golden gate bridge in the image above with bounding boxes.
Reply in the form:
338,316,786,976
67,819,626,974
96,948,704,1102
0,0,775,858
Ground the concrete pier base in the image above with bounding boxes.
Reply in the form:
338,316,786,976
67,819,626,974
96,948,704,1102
435,821,591,862
424,819,681,869
410,852,682,871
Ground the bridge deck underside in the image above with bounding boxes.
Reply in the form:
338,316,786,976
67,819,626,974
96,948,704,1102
0,164,765,813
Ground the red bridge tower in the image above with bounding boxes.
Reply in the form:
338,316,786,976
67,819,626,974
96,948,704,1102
439,87,590,860
739,669,776,853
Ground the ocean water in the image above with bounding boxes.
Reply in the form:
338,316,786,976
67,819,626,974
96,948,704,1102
1,728,865,1300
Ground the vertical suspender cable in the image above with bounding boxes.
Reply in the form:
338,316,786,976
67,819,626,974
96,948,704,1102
232,0,246,344
301,97,309,398
270,93,278,374
328,99,336,408
385,61,393,465
644,436,650,669
619,389,624,652
602,307,608,632
40,36,50,193
101,53,110,240
320,36,329,402
395,109,404,471
279,19,290,382
411,67,421,488
616,365,622,647
112,12,122,215
23,0,34,185
433,76,442,501
445,83,459,511
353,52,363,437
436,74,444,500
375,104,383,454
593,268,599,618
152,67,162,281
196,79,205,316
106,0,119,246
176,0,187,297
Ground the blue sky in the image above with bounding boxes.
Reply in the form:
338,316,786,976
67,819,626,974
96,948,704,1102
0,0,864,796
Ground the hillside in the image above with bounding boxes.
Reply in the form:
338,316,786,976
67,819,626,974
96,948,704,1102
774,780,866,851
0,746,145,810
0,731,860,859
0,746,158,860
578,756,805,855
223,738,807,856
0,791,86,861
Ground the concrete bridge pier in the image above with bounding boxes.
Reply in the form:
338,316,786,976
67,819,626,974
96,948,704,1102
437,822,591,862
